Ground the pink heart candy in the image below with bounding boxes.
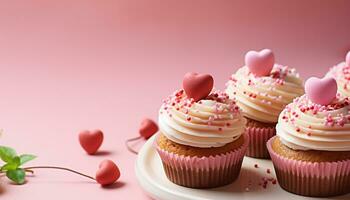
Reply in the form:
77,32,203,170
245,49,275,76
346,51,350,66
78,130,104,155
305,77,337,106
183,72,214,101
139,118,158,139
96,159,120,186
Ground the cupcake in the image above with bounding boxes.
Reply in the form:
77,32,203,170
226,49,304,158
267,77,350,197
156,72,248,188
327,51,350,96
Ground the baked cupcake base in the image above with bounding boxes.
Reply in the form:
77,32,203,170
267,136,350,197
162,160,243,188
156,133,249,188
245,117,276,158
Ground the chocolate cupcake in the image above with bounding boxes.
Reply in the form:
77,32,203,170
226,49,304,158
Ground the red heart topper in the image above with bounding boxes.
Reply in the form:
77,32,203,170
78,130,104,155
305,77,337,106
139,118,158,139
183,72,214,101
96,159,120,186
245,49,275,76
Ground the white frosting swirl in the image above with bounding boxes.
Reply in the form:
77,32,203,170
226,65,304,123
277,95,350,151
327,62,350,97
159,90,246,148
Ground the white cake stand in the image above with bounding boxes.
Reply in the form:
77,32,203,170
135,134,350,200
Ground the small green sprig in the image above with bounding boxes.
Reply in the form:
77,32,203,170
0,146,36,184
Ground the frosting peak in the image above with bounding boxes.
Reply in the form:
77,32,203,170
327,62,350,97
226,64,304,123
158,90,246,148
277,94,350,151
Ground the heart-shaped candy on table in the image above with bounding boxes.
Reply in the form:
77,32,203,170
183,72,214,101
245,49,275,76
78,130,104,155
139,118,158,139
346,51,350,66
96,159,120,186
305,77,337,106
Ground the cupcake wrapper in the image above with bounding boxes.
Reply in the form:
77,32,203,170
267,136,350,197
156,133,249,188
245,126,275,158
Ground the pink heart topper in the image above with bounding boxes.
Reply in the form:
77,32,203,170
305,77,337,106
183,72,214,101
95,159,120,186
346,51,350,66
245,49,275,76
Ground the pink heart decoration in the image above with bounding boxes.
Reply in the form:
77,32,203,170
346,51,350,66
78,130,104,155
183,72,214,101
305,77,337,106
96,159,120,186
245,49,275,76
139,118,158,139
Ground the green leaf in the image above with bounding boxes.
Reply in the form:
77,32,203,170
1,162,18,171
6,169,25,184
19,154,36,165
1,156,20,171
0,146,17,163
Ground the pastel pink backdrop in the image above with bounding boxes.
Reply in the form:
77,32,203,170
0,0,349,199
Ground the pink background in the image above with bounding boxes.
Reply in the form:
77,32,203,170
0,0,349,199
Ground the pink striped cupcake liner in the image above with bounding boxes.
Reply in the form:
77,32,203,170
267,136,350,197
245,126,275,158
155,133,249,188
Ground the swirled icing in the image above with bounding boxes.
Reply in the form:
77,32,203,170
277,94,350,151
327,62,350,97
159,90,246,148
226,64,304,123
